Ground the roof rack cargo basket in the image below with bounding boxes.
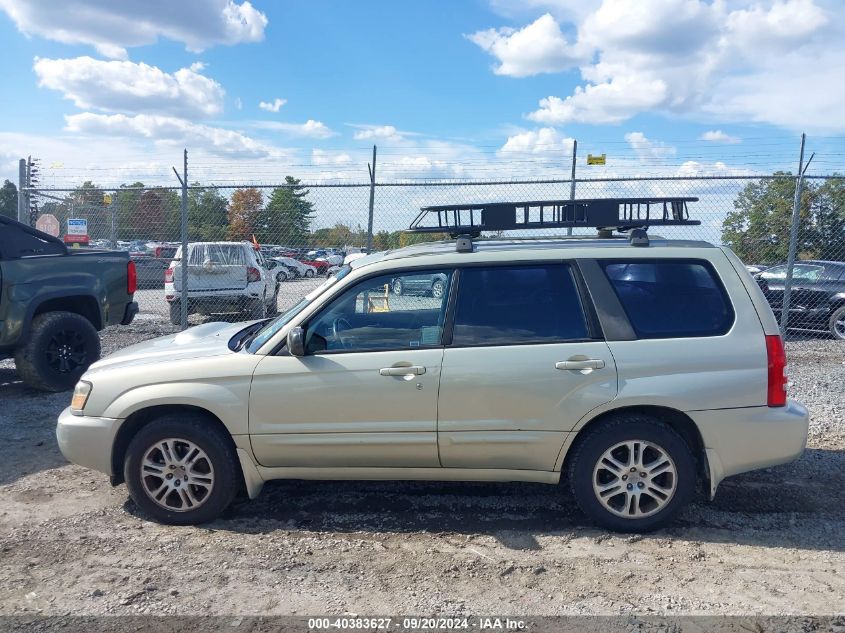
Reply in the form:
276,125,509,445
407,197,700,237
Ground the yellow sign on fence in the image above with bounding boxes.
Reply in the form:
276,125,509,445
587,154,606,165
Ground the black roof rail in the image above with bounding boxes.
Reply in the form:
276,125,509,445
407,197,700,238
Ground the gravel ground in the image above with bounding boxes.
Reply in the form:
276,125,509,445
0,321,844,617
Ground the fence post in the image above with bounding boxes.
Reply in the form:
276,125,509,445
567,140,577,236
179,150,189,330
110,195,117,247
779,134,807,336
17,158,26,223
366,145,377,253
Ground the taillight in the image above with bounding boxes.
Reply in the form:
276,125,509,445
247,266,261,283
127,260,137,295
765,334,787,407
164,268,174,283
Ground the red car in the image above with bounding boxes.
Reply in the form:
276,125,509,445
298,258,330,275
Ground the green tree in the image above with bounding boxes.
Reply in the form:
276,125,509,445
812,176,845,261
258,177,315,246
0,179,17,219
188,184,228,241
721,174,813,264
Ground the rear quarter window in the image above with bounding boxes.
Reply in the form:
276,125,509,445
600,259,734,339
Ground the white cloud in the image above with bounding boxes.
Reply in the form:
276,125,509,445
234,97,243,110
251,119,337,139
474,0,844,130
467,13,583,77
624,132,676,160
0,0,268,59
498,127,574,155
64,112,273,158
699,130,741,144
312,149,353,166
33,56,225,118
352,125,406,143
258,98,287,113
529,73,668,125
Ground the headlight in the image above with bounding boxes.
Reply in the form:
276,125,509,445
70,381,92,414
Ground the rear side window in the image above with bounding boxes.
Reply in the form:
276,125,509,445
601,260,734,339
452,264,588,346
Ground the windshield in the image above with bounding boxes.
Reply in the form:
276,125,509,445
245,265,352,353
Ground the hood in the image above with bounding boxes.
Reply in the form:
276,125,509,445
87,320,261,374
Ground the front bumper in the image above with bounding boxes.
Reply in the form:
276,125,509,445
690,399,809,498
121,301,139,325
56,406,121,476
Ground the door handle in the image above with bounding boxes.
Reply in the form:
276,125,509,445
555,359,605,371
379,365,426,376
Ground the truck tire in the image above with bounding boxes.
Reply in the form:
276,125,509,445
14,311,101,392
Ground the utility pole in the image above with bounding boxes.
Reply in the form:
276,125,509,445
17,159,26,223
567,140,577,236
172,149,189,330
780,133,814,335
366,145,377,253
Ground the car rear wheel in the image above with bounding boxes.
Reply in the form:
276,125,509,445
305,269,315,278
393,279,404,295
568,414,695,532
14,311,100,392
829,305,845,340
168,301,182,326
124,413,239,525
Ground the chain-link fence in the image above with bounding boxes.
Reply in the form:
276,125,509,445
19,166,845,347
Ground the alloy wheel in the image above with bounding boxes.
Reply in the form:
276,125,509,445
45,329,87,374
592,440,677,518
140,438,215,512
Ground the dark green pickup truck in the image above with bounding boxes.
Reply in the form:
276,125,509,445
1,216,138,391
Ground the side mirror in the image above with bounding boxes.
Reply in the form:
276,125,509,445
266,260,276,270
287,326,305,356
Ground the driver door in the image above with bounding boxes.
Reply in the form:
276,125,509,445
249,269,453,469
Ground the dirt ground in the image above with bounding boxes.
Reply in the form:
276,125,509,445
1,323,843,617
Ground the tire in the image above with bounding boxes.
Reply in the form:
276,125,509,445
276,270,288,283
392,279,404,296
568,414,696,532
431,279,445,299
829,305,845,341
247,298,266,320
124,413,239,525
305,269,315,278
14,311,100,392
168,301,181,326
266,286,279,317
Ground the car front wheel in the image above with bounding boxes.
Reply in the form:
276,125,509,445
124,413,239,525
568,414,695,532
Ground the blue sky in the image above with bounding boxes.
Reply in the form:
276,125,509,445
1,0,844,188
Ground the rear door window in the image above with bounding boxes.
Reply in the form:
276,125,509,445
451,264,589,346
601,259,734,339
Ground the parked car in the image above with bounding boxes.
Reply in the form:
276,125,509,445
0,216,138,391
754,260,845,339
745,264,768,275
391,272,448,298
131,255,169,289
57,230,808,530
298,257,330,276
164,241,278,324
271,257,316,279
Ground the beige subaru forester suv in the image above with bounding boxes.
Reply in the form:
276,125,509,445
56,200,809,532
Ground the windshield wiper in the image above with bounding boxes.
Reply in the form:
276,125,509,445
231,321,268,351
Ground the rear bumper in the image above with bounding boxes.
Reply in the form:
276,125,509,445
121,301,139,325
56,406,121,476
690,399,809,498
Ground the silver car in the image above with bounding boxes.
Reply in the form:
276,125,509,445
57,236,808,531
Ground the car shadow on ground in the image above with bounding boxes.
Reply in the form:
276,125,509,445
180,447,845,553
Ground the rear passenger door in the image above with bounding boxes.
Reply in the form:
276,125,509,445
437,263,617,471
